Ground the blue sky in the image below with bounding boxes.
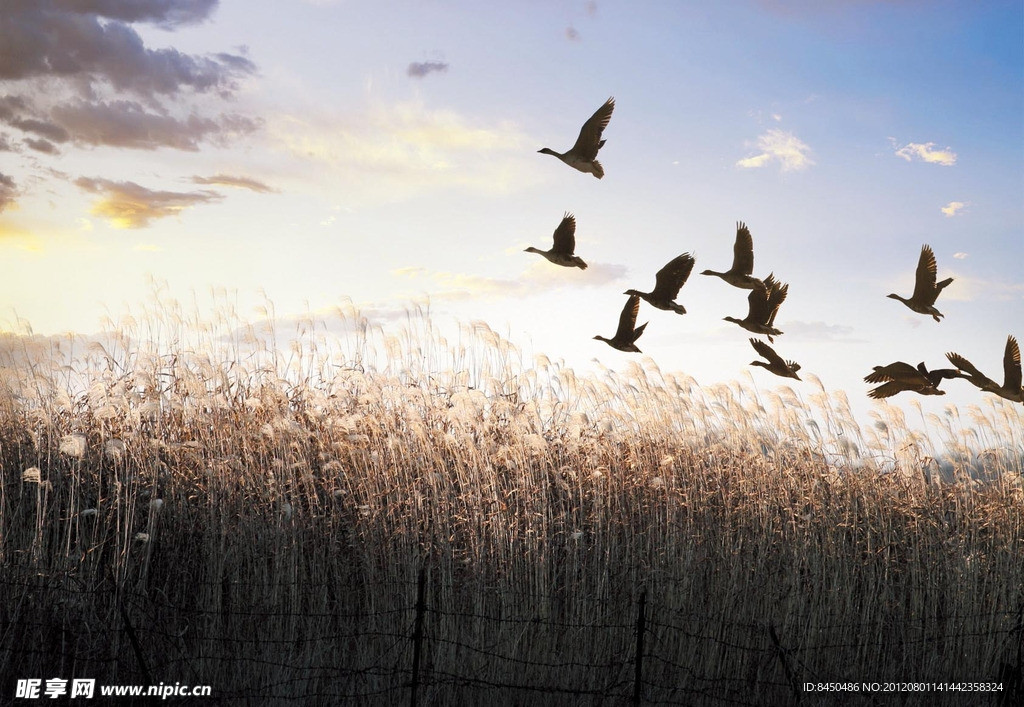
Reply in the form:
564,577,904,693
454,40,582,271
1,0,1021,426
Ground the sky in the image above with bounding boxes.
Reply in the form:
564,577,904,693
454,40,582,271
1,0,1022,431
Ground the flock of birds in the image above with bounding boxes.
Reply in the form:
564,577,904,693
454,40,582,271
525,97,1023,405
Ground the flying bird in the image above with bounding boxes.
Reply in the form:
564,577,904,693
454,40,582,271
593,294,647,353
524,212,588,269
624,253,695,314
887,244,954,322
864,360,961,399
946,335,1023,403
538,97,614,179
700,222,764,290
723,273,788,342
748,338,801,380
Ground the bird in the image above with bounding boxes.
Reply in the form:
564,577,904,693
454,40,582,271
593,294,647,353
723,273,788,342
887,244,954,322
624,253,695,314
700,222,764,290
946,335,1023,403
538,97,614,179
524,212,588,269
748,338,801,380
863,360,960,399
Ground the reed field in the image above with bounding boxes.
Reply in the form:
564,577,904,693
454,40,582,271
1,300,1022,706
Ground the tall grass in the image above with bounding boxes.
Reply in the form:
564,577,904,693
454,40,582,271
1,299,1021,705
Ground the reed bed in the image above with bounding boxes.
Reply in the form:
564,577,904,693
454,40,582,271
0,301,1021,706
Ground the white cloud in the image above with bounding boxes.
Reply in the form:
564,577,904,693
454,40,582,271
737,128,814,172
941,201,967,217
953,252,968,260
268,101,539,202
893,141,957,166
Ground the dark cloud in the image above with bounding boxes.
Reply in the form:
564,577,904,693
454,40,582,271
24,138,60,154
407,61,449,79
0,172,17,212
565,26,580,41
53,0,219,28
10,117,71,143
0,1,253,97
75,176,221,227
50,99,258,150
192,174,276,193
0,135,13,151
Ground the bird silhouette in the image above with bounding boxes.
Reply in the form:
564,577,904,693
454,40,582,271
624,253,695,314
864,360,960,398
724,273,788,342
749,338,801,380
946,335,1023,403
538,97,614,179
524,212,588,269
594,295,647,352
700,222,764,290
887,244,953,321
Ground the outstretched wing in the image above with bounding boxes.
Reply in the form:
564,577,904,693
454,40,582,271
868,381,911,399
864,361,926,385
765,280,789,327
750,338,786,367
1003,336,1022,391
652,253,695,300
946,351,997,389
731,222,754,275
911,244,938,302
570,97,615,161
551,212,576,255
616,294,641,339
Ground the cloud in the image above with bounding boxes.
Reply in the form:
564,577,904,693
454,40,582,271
953,252,968,260
269,101,538,202
781,321,859,341
24,138,60,155
394,261,628,302
407,61,449,79
737,128,814,172
191,174,277,193
940,200,966,217
0,173,18,212
566,26,581,41
893,140,957,166
74,177,222,228
0,2,253,96
942,274,1024,303
49,100,259,150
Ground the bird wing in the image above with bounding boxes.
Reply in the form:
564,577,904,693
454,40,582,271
551,212,576,254
946,351,997,388
864,361,925,384
652,253,695,299
750,338,786,367
765,281,789,327
745,281,772,322
1004,335,1022,390
731,222,754,275
911,244,939,302
616,294,641,339
868,381,910,399
569,97,614,161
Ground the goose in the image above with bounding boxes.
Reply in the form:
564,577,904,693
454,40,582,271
946,335,1023,403
887,244,953,321
723,273,787,342
524,212,588,269
624,253,695,314
594,294,647,352
864,360,960,399
749,338,801,380
700,222,764,290
538,97,614,179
